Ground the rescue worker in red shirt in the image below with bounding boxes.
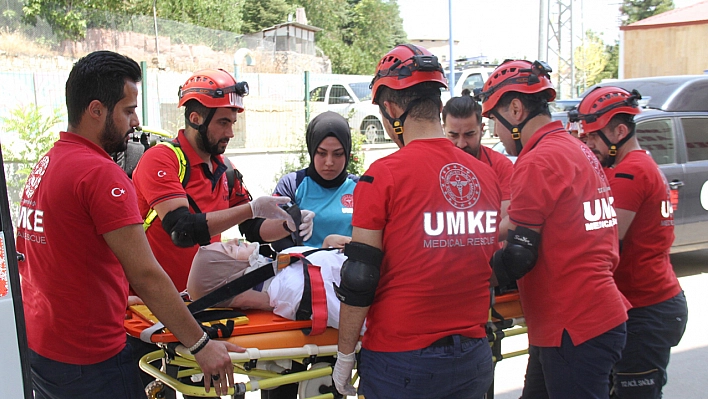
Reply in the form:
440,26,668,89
15,50,241,399
572,87,688,399
443,88,514,220
130,69,310,391
132,69,310,293
332,44,501,399
478,60,630,398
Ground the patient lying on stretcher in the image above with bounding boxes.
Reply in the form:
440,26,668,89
186,235,359,331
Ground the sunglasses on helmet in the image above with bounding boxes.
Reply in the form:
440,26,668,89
476,60,553,103
179,81,249,100
567,89,641,124
369,54,444,88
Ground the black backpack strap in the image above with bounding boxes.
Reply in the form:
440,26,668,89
295,168,307,188
225,159,236,197
224,157,251,201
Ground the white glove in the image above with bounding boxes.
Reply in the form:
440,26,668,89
299,210,315,241
249,196,293,222
332,351,357,396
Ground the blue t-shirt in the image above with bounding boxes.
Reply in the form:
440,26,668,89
274,169,357,248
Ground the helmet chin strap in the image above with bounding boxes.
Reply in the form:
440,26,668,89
378,97,428,147
490,108,543,155
187,108,220,155
595,128,635,167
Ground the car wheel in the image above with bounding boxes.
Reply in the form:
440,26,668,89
361,118,383,144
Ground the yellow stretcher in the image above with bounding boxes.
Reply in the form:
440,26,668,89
125,291,527,399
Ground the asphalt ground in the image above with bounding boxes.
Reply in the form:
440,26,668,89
492,248,708,399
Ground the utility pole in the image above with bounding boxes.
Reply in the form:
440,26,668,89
447,0,455,90
542,0,575,99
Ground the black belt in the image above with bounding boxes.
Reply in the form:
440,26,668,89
429,335,474,347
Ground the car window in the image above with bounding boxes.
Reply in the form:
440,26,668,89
309,86,327,102
681,117,708,162
636,119,675,165
349,82,372,102
462,73,484,92
328,85,353,105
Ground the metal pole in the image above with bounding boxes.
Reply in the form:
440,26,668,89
152,0,159,57
538,0,549,61
141,61,149,126
448,0,455,91
304,71,310,124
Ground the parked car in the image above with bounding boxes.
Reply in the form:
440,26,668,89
549,98,582,112
441,66,497,137
440,66,495,103
554,75,708,253
308,81,390,144
491,140,517,163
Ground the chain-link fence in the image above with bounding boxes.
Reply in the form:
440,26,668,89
0,6,395,228
0,5,377,150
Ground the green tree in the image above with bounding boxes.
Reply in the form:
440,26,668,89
343,0,406,75
295,0,406,75
599,40,620,82
574,30,609,93
21,0,244,40
2,105,63,222
620,0,675,25
241,0,294,34
22,0,90,40
129,0,244,34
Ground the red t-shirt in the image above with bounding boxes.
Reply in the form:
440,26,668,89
606,150,681,307
132,130,251,291
16,132,143,365
508,121,629,347
479,145,513,202
352,138,501,352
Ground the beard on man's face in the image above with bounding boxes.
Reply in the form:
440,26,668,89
100,112,132,155
593,149,612,168
461,145,479,158
197,131,228,156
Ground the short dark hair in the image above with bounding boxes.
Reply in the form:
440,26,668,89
65,50,142,126
442,89,482,124
376,81,443,122
496,91,551,118
183,99,211,125
607,113,636,135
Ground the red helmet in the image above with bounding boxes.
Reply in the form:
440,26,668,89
370,44,448,104
178,69,248,112
572,86,641,136
479,60,556,117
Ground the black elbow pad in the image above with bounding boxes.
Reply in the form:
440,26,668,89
491,226,540,287
334,242,384,307
161,206,211,248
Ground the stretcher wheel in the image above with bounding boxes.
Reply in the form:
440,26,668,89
145,379,166,399
297,362,333,398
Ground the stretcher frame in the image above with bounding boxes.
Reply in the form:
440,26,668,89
127,291,527,399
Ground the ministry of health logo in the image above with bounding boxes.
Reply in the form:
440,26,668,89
340,193,354,208
24,155,50,200
439,163,481,209
580,144,608,185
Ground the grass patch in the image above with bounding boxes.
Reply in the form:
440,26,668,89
0,28,56,57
